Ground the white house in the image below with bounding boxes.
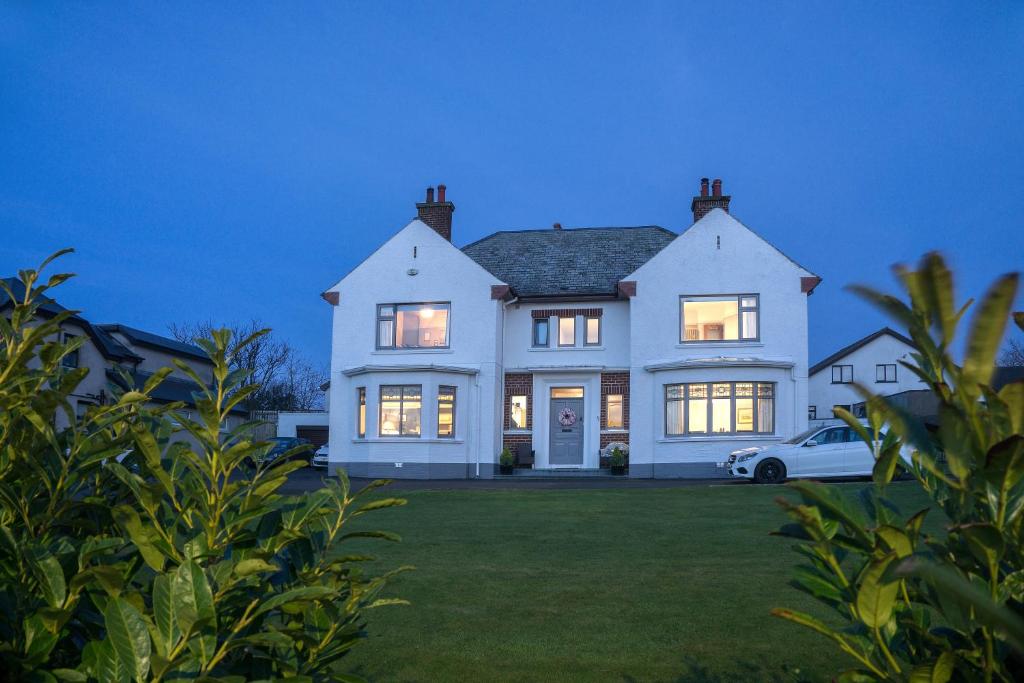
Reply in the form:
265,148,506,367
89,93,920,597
808,327,921,421
323,179,820,478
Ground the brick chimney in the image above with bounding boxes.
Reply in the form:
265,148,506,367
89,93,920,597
690,177,731,223
416,183,455,241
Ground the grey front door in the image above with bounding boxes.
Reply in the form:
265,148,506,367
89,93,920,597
549,398,584,466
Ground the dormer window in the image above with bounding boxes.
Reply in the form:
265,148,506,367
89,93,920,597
680,294,759,343
376,303,450,349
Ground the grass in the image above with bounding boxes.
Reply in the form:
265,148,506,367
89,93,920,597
341,481,934,682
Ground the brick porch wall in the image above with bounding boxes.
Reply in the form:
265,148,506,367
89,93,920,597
600,371,630,464
502,372,533,453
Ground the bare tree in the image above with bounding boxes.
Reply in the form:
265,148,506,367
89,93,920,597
1000,336,1024,367
169,319,300,410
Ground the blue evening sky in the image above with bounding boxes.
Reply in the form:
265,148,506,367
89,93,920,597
2,2,1022,367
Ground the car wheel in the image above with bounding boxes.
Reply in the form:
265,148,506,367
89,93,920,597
754,458,786,484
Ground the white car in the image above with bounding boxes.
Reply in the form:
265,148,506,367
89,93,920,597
311,444,329,469
726,423,906,484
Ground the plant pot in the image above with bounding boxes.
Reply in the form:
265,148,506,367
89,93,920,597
499,465,514,475
611,465,625,476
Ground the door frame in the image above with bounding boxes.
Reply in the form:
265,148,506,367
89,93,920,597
533,375,601,470
548,394,585,468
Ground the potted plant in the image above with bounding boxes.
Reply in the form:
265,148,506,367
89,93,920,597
609,446,626,475
499,447,515,475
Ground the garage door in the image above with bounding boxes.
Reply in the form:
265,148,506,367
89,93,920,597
297,426,329,447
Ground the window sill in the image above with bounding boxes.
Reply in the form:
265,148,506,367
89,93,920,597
372,349,454,355
657,435,783,443
352,437,465,444
601,428,628,433
830,381,853,385
528,346,605,352
675,342,763,349
503,430,532,435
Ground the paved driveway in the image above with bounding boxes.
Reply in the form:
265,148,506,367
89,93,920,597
280,467,745,493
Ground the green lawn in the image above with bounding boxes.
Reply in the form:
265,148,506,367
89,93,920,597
341,482,933,682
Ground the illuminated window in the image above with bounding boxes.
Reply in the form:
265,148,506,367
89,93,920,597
437,385,456,438
558,317,576,346
606,394,623,429
585,317,601,345
551,387,584,398
510,395,528,429
680,295,758,342
357,387,366,438
665,382,775,436
379,385,421,436
376,303,450,349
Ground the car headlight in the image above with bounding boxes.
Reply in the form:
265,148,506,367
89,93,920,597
737,452,761,462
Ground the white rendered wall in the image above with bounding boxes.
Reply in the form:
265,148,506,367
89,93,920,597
625,209,813,476
501,300,630,371
277,411,329,438
808,333,921,418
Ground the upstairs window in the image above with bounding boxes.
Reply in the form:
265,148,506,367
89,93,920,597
876,364,897,383
379,385,422,436
832,365,853,384
585,316,601,346
376,303,450,349
680,295,758,342
62,333,80,368
558,316,576,346
532,318,549,347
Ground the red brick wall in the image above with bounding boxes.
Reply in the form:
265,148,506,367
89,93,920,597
530,308,604,318
600,372,629,464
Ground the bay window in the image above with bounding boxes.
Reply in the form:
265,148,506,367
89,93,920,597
379,385,421,436
376,303,450,349
665,382,775,436
437,386,456,438
680,295,759,342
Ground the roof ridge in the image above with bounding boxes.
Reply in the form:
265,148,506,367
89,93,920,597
809,326,917,375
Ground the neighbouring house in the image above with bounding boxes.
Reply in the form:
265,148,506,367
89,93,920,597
808,327,922,421
0,277,247,434
276,411,330,447
323,179,820,478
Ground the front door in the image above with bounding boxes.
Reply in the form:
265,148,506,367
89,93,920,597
549,398,584,466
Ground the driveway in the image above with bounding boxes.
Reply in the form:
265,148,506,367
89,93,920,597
279,467,745,493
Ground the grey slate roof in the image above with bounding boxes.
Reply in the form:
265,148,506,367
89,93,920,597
106,369,247,415
461,226,677,298
99,324,209,363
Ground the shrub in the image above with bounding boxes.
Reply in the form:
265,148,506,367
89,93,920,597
0,253,409,682
499,448,514,467
609,447,626,468
772,253,1024,681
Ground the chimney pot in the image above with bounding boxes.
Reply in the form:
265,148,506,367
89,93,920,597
426,186,434,202
690,176,731,223
700,178,709,197
712,179,722,197
416,184,455,241
437,184,446,203
553,222,562,230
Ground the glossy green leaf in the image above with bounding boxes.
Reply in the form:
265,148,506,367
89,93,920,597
28,548,67,608
111,505,165,572
172,560,215,635
234,558,279,577
104,597,151,682
963,273,1018,387
153,574,180,656
908,652,955,683
855,555,899,628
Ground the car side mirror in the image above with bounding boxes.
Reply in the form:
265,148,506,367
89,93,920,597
804,440,818,447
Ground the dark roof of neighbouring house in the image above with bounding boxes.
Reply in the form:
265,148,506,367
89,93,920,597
460,226,677,298
810,327,917,375
106,369,247,415
98,324,209,363
994,366,1024,391
2,277,143,362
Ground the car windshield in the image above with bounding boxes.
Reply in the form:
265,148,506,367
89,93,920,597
784,427,821,445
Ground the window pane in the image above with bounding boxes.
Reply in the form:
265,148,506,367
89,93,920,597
758,395,774,432
357,388,366,438
510,395,528,429
378,305,394,317
735,398,754,431
551,387,584,398
666,398,684,435
741,310,758,339
395,304,449,348
735,382,754,397
711,398,731,433
381,386,402,401
666,384,684,400
682,298,739,341
712,383,732,398
559,317,575,345
533,319,549,346
688,391,708,433
586,317,600,344
402,388,421,435
380,398,401,435
740,296,757,308
437,386,455,438
377,319,394,347
607,394,623,429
